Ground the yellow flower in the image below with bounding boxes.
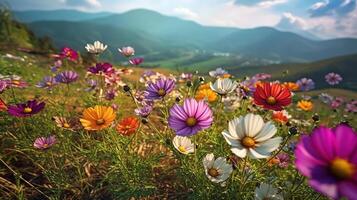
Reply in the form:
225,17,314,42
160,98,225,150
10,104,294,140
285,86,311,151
198,83,211,90
297,100,313,111
80,105,116,131
283,82,299,92
195,88,217,103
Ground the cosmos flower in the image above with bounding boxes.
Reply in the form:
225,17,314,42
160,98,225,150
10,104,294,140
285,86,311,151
254,82,292,111
168,98,213,136
80,105,116,131
0,80,7,93
252,73,271,81
60,47,78,62
129,57,144,65
210,78,238,95
145,78,175,100
345,100,357,113
172,136,195,154
85,41,107,54
296,78,315,91
105,71,124,87
33,135,56,150
297,100,313,111
105,89,118,101
7,100,45,117
6,79,28,88
195,84,217,103
282,82,300,92
116,117,140,136
272,110,291,124
55,71,78,84
118,46,135,57
222,114,282,159
85,79,97,92
295,124,357,200
51,60,62,72
179,73,193,83
0,98,7,111
36,76,58,89
135,105,153,118
330,97,344,109
209,68,229,78
325,72,342,85
88,62,114,76
319,93,333,104
254,183,283,200
53,116,75,130
276,153,290,168
203,153,233,183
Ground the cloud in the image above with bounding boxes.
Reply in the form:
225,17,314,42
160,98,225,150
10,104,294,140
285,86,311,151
234,0,288,7
173,7,198,20
276,12,307,30
64,0,101,8
309,0,356,17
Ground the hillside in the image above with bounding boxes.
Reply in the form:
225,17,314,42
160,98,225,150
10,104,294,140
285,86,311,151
229,53,357,91
14,9,357,65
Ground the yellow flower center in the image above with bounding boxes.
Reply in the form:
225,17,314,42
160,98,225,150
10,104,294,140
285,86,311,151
241,137,256,148
63,123,70,128
96,119,105,125
186,117,197,127
267,96,277,105
12,80,20,85
178,146,186,153
330,158,355,180
43,143,48,148
208,168,219,177
157,88,166,96
46,81,52,86
23,107,32,113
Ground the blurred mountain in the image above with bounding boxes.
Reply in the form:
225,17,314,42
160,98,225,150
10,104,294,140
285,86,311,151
12,9,357,64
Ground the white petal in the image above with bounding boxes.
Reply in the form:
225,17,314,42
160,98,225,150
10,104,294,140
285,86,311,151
255,137,282,153
203,153,215,168
244,114,264,137
222,130,240,146
254,122,277,142
248,148,270,159
231,147,247,158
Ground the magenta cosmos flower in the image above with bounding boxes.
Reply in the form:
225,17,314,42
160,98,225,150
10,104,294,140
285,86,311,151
60,47,78,62
34,135,56,150
168,98,213,136
295,124,357,200
129,57,144,65
55,71,78,84
88,62,114,76
145,78,175,100
7,100,45,117
325,72,342,85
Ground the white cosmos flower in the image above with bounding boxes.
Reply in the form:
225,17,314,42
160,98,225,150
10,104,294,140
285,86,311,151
255,183,283,200
209,67,228,78
222,113,282,159
118,46,135,57
172,136,195,154
210,78,238,95
203,153,233,183
85,41,108,54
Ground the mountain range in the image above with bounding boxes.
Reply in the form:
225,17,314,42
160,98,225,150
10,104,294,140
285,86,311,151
12,9,357,66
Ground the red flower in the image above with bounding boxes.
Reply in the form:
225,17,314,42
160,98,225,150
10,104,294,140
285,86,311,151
0,98,7,111
60,47,78,62
116,117,140,136
253,82,292,111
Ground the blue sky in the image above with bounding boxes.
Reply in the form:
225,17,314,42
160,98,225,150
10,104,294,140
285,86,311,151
2,0,357,38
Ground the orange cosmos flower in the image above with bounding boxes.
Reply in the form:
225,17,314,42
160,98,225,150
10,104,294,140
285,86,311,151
195,88,217,103
283,82,299,92
0,98,7,111
80,105,116,131
116,116,140,136
272,110,290,124
297,100,313,111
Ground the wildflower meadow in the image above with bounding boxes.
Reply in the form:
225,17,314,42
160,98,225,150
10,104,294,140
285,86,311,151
1,40,357,200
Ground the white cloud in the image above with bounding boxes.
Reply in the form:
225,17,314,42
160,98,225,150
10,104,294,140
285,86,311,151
173,7,198,20
86,0,101,7
258,0,288,8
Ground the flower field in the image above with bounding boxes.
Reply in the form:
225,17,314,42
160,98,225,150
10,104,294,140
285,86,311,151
0,42,356,200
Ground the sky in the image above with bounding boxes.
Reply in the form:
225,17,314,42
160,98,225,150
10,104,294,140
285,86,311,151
2,0,357,39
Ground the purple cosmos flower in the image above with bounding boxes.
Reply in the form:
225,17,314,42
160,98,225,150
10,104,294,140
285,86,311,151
135,105,153,118
105,89,117,100
252,73,271,81
85,79,97,92
180,73,193,81
55,71,78,84
345,100,357,113
5,79,28,88
325,73,342,85
88,62,114,76
33,135,56,150
145,78,175,100
142,70,156,77
330,97,344,109
296,78,315,91
129,57,144,66
7,100,45,117
51,60,62,72
295,124,357,200
276,153,290,168
319,93,333,104
209,67,228,78
0,80,7,93
36,76,58,89
168,98,213,136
